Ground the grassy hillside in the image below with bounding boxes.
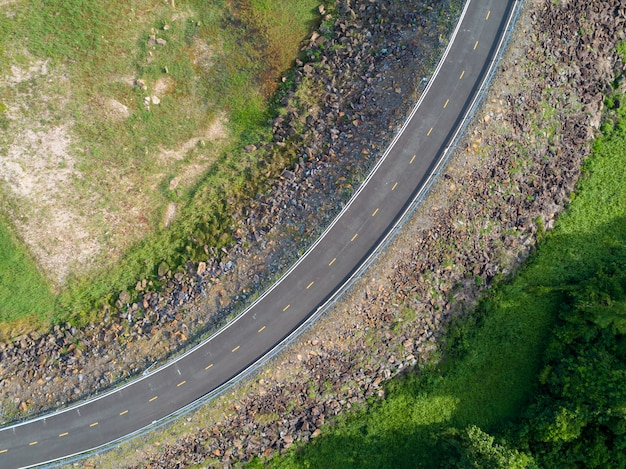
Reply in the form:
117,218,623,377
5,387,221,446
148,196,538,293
0,0,321,333
258,86,626,469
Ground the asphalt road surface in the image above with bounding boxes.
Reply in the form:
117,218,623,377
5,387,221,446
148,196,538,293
0,1,517,466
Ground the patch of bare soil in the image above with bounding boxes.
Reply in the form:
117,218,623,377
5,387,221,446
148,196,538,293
3,0,623,466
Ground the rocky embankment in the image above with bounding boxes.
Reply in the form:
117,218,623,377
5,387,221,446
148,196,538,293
0,1,458,422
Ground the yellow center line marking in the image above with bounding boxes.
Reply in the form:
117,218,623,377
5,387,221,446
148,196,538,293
459,70,465,80
29,442,38,446
392,182,398,191
410,154,416,164
0,449,7,454
177,380,186,387
148,396,158,403
258,325,266,333
328,257,336,266
474,40,479,50
372,208,379,217
282,304,290,312
231,345,240,353
306,281,315,289
59,432,69,437
205,363,214,370
443,99,449,109
89,422,99,427
427,127,433,136
486,10,491,20
351,233,359,242
120,410,129,416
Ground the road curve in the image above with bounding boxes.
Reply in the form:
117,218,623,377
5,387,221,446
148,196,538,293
0,1,518,467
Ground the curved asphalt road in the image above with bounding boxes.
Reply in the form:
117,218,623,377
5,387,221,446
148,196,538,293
0,1,517,467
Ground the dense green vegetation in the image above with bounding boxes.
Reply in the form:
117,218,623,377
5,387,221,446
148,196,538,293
0,0,323,332
259,93,626,468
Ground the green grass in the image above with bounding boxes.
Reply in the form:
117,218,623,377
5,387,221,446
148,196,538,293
0,217,55,333
0,0,322,331
258,87,626,469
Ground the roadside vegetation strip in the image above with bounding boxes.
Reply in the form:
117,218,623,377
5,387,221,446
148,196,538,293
258,53,626,469
0,0,322,331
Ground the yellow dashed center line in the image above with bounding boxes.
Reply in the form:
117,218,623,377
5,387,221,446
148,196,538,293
391,182,398,191
474,40,479,50
231,345,240,353
427,127,433,136
148,396,158,403
328,257,336,266
410,154,416,164
59,432,69,437
459,70,465,80
282,304,291,312
29,441,38,446
120,410,129,416
89,422,99,427
306,281,315,289
258,326,266,333
443,99,449,109
205,363,214,370
177,380,186,387
372,208,379,217
486,10,491,20
0,449,7,454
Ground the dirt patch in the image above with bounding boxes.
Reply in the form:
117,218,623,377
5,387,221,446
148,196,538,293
157,114,228,205
103,98,131,121
163,202,177,228
0,0,19,18
152,76,174,96
158,116,228,164
0,123,101,283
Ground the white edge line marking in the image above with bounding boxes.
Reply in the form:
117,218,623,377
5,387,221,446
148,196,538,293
2,4,523,466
